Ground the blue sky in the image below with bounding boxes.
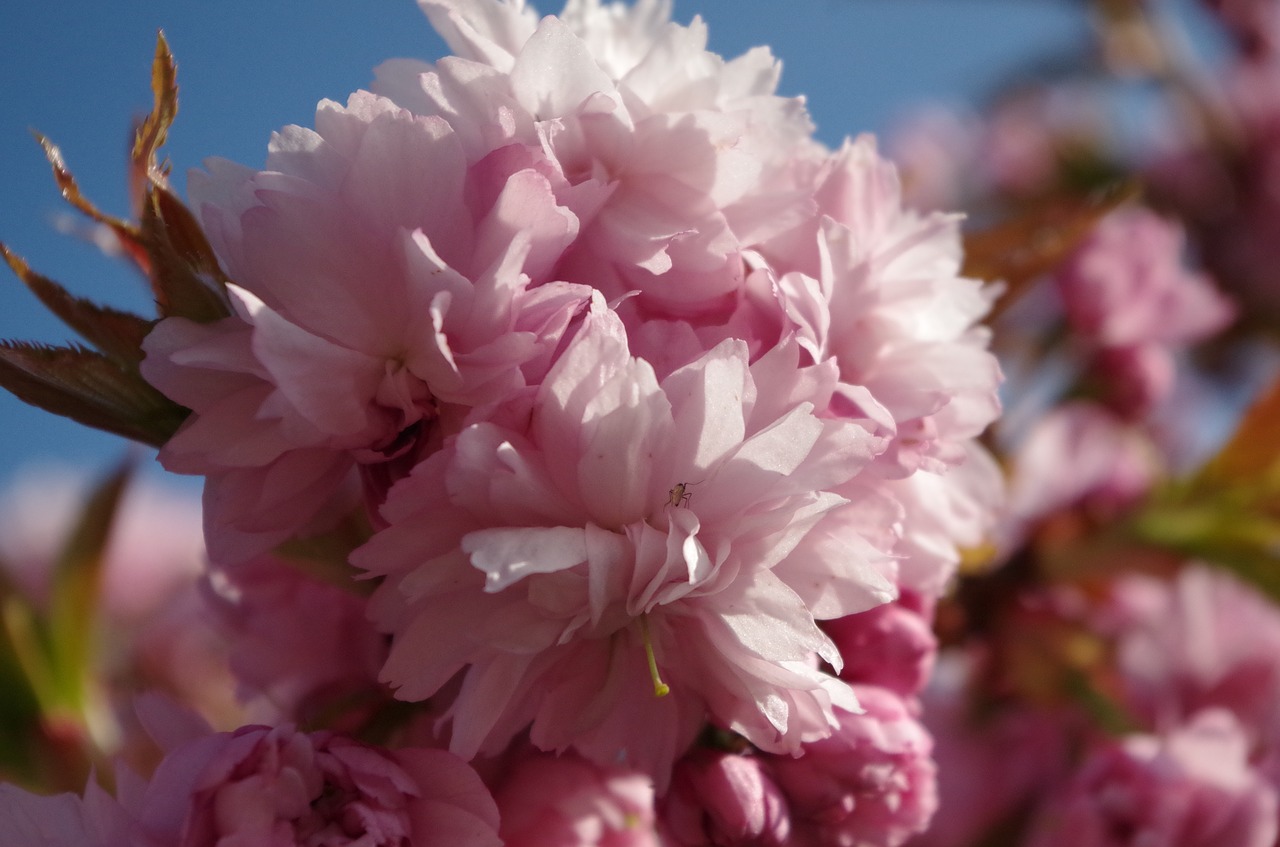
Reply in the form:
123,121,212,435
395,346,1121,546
0,0,1098,489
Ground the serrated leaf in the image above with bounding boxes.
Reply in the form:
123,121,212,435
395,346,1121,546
129,31,179,194
46,462,131,706
0,244,152,365
0,342,187,446
33,134,150,275
140,189,231,323
964,181,1140,318
152,184,229,285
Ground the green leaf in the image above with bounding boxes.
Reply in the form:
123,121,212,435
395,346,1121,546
1130,500,1280,600
0,595,56,720
0,244,152,365
1131,378,1280,602
45,462,132,707
0,342,187,446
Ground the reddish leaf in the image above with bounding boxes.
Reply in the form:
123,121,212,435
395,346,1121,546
128,31,179,208
0,342,187,446
116,32,230,323
1198,377,1280,489
140,189,231,323
34,134,150,275
963,181,1140,318
0,244,152,365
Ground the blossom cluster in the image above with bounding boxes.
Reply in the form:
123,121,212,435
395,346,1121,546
7,1,1279,845
0,0,1004,844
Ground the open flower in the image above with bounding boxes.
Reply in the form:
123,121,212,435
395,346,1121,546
771,136,1002,476
376,0,818,322
0,724,502,847
1053,208,1235,418
204,555,388,726
1107,566,1280,764
127,724,501,847
491,744,659,847
770,685,938,847
1025,710,1278,847
142,91,590,562
355,300,883,781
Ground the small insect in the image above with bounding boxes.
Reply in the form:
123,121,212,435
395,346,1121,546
666,481,693,508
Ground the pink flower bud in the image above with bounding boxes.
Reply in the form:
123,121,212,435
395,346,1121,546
770,687,937,847
662,749,791,846
825,601,938,698
492,747,659,847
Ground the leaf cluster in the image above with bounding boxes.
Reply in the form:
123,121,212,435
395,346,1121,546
0,33,233,447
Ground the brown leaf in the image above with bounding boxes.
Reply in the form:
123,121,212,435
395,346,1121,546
33,134,150,275
140,188,231,323
0,342,187,446
1198,377,1280,489
963,181,1141,318
114,33,231,324
129,31,179,208
0,244,152,365
135,33,178,171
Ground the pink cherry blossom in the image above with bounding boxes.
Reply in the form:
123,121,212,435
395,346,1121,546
661,749,791,847
1024,710,1279,847
0,727,501,847
770,686,938,847
1004,401,1162,542
111,4,1011,838
124,724,501,847
825,597,938,699
354,300,881,782
1105,565,1280,763
491,745,660,847
203,556,388,727
769,136,1003,476
142,90,590,562
1054,208,1234,417
377,0,819,322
